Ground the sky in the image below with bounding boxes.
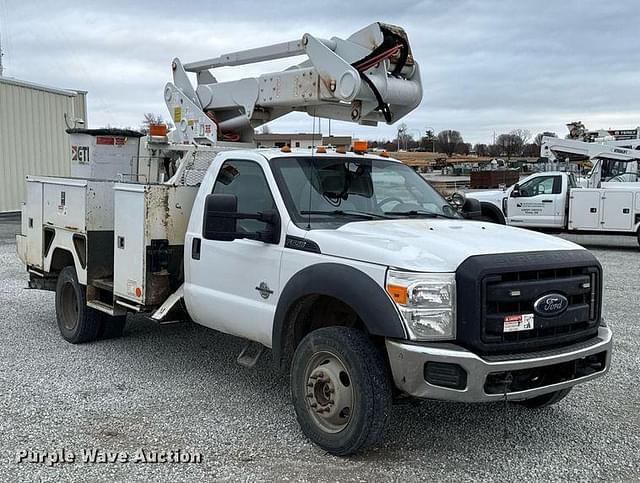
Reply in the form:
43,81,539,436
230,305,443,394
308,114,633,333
0,0,638,145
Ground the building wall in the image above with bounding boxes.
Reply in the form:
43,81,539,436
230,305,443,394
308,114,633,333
0,79,87,212
255,133,351,149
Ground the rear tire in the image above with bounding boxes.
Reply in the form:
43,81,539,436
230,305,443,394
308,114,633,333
290,327,392,456
55,266,101,344
514,388,572,409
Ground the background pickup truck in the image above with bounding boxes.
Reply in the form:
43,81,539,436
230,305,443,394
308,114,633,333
16,148,612,455
463,171,640,246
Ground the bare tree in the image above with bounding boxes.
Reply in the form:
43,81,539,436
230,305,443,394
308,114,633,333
488,144,502,157
474,143,489,157
495,133,521,159
522,143,539,157
437,130,463,157
511,128,531,146
394,123,413,151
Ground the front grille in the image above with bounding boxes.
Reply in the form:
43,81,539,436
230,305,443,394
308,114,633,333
482,266,599,347
456,250,602,355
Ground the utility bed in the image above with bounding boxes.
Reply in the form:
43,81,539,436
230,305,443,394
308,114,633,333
17,175,196,314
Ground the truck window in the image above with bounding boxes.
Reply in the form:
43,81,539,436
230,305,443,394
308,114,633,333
269,156,457,229
518,176,561,197
212,160,277,233
600,159,630,181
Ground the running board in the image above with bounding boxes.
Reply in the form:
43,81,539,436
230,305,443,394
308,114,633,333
237,341,265,368
87,300,126,316
151,284,184,322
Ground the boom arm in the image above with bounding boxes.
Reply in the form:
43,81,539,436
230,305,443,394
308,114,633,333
164,22,423,145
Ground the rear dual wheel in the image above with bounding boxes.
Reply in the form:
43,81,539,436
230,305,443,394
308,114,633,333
55,266,126,343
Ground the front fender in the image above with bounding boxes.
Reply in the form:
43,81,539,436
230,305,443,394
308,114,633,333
272,263,406,369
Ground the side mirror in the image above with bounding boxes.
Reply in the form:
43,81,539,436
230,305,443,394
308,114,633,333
461,197,482,219
203,194,280,243
203,194,239,241
511,184,520,197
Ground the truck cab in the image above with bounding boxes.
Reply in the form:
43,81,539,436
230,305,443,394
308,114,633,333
506,172,577,228
466,171,577,229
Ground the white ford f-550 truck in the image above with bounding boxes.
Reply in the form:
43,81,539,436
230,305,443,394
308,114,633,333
462,170,640,246
16,23,612,455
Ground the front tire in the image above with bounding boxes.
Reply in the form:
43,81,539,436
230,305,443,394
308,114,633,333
514,388,572,409
291,327,392,456
55,266,102,344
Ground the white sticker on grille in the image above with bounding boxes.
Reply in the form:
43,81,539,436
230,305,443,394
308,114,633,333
503,313,535,332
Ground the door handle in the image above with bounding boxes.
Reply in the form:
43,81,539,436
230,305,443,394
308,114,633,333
191,237,201,260
542,199,553,203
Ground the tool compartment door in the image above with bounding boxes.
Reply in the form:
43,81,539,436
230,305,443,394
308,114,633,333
113,185,146,304
601,190,634,231
568,190,602,230
23,181,44,268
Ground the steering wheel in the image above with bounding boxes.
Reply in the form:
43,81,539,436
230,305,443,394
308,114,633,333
376,197,406,211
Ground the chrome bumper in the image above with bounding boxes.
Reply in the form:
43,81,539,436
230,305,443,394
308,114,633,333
386,326,612,402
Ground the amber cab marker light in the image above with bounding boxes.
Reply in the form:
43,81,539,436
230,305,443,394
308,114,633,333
335,146,347,154
352,139,368,153
280,144,291,153
386,284,407,305
149,124,167,136
315,145,326,153
380,150,390,158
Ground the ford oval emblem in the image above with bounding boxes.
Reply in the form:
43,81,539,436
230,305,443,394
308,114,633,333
533,293,569,317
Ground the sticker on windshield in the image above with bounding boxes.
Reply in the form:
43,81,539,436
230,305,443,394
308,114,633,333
503,313,534,332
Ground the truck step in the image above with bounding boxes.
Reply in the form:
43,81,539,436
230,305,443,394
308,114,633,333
87,299,125,316
236,341,265,368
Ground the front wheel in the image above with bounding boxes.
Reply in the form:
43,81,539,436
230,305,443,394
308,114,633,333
514,388,572,409
290,327,392,456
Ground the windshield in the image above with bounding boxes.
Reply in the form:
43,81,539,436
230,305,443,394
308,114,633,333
269,156,459,229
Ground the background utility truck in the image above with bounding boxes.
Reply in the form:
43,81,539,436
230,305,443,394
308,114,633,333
462,170,640,246
16,22,612,455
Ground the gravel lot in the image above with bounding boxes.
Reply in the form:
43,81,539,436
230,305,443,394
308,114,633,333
0,217,638,482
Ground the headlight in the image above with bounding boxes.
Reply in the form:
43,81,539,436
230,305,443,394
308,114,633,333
386,270,456,341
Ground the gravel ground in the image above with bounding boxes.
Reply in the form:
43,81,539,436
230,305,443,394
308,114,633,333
0,218,638,482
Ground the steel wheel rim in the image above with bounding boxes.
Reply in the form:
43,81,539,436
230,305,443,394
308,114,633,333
303,350,355,434
61,282,79,331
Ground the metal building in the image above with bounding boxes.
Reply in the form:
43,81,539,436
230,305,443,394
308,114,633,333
0,77,87,212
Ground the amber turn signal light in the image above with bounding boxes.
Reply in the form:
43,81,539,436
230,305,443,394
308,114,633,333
386,284,407,305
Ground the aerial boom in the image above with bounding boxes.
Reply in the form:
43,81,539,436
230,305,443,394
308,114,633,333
163,22,423,145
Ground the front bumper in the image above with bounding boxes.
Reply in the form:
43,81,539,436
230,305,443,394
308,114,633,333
386,326,612,402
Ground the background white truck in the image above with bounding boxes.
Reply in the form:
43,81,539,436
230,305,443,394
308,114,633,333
464,170,640,246
15,22,612,455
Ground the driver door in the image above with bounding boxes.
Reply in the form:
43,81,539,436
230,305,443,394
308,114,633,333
186,158,283,346
507,175,563,228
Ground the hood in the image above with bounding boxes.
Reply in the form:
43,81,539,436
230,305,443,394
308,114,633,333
466,189,506,202
307,219,582,272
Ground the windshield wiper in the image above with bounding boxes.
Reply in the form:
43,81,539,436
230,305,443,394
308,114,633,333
300,210,391,220
384,210,456,219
